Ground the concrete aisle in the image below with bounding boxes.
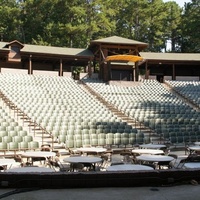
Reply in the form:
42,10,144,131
0,185,200,200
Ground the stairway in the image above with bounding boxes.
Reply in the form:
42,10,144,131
163,82,200,111
79,80,162,144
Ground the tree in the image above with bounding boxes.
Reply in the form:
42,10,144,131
115,0,148,40
181,0,200,52
83,0,118,45
162,1,182,52
144,0,169,52
0,0,198,53
0,0,22,41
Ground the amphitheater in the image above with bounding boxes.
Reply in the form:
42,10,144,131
0,68,199,188
0,36,200,189
0,71,199,153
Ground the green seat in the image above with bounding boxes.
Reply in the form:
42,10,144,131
19,141,29,151
8,142,19,152
13,136,23,143
0,142,7,152
28,141,39,150
23,135,33,142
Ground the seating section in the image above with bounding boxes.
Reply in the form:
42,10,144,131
82,78,200,145
0,73,142,149
0,73,200,150
165,80,200,107
0,105,35,153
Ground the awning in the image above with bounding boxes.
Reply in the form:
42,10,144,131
105,55,143,62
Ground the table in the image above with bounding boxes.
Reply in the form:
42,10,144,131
21,151,56,165
76,147,107,155
136,155,174,162
63,156,102,171
139,144,166,149
188,146,200,154
0,158,16,170
194,142,200,146
5,166,54,173
184,162,200,169
0,158,16,166
22,151,56,158
107,164,154,171
132,149,164,155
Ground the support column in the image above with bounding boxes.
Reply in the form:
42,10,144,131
172,64,175,80
133,67,135,81
135,62,139,81
103,62,109,82
88,60,92,77
108,61,111,81
59,58,63,76
102,49,108,81
131,63,135,81
28,55,32,75
145,61,148,79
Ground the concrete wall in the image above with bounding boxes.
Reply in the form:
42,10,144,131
33,70,58,76
176,76,199,81
1,68,28,74
1,169,200,189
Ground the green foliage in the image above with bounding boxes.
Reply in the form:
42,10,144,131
181,0,200,52
162,1,182,52
0,0,199,53
0,0,22,41
73,66,83,74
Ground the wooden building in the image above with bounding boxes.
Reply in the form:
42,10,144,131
0,36,200,81
89,36,148,82
0,40,94,76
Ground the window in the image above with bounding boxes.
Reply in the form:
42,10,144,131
11,46,20,53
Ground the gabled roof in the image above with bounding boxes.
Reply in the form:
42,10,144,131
91,36,148,46
21,44,94,57
0,41,93,58
140,52,200,61
89,36,148,52
5,40,24,48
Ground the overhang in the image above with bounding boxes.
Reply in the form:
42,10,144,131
140,52,200,64
105,55,143,63
90,36,148,51
20,44,93,58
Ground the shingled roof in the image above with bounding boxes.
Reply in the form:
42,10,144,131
140,52,200,62
0,41,93,58
20,44,93,57
89,36,148,52
0,42,9,51
91,36,148,46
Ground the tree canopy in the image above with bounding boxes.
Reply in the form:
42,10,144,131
0,0,199,52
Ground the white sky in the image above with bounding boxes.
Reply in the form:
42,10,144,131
163,0,191,7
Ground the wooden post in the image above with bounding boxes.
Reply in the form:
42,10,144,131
59,58,63,76
135,62,139,81
172,64,175,80
88,60,92,77
145,61,148,79
29,55,32,74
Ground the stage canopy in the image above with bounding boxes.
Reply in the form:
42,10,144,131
105,55,143,63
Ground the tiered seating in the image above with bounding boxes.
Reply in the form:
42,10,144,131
1,73,199,148
0,105,36,154
166,80,200,107
0,73,140,148
82,78,200,145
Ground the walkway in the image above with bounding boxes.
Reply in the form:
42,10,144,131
0,185,200,200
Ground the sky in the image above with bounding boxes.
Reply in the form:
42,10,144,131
163,0,191,8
